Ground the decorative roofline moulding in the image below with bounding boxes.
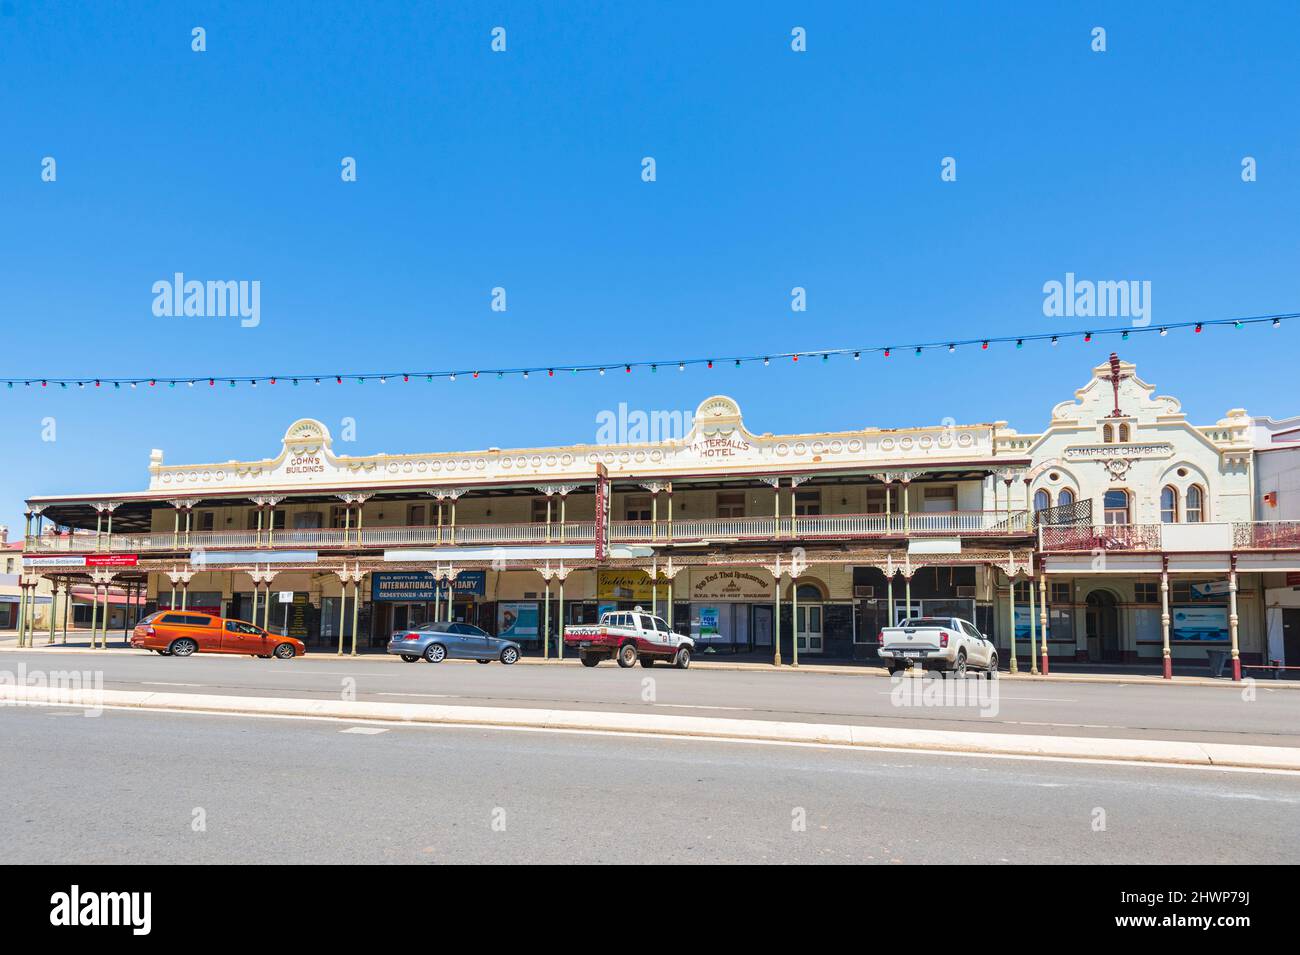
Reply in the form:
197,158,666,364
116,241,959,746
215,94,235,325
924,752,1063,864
146,395,1007,494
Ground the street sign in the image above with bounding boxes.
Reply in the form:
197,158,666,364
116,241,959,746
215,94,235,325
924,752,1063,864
278,590,293,604
1191,581,1231,598
594,463,609,562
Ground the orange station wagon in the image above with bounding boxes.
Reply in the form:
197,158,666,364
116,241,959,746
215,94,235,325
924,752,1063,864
131,611,306,659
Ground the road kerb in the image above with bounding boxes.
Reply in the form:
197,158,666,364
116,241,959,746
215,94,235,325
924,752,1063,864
0,642,1292,689
3,683,1298,771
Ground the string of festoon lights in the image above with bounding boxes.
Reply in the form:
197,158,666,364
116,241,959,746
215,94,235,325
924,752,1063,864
3,312,1295,391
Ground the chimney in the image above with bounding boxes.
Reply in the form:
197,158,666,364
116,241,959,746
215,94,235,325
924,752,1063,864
0,525,7,545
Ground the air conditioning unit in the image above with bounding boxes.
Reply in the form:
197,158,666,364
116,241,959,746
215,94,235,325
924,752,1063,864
853,585,875,598
956,586,977,598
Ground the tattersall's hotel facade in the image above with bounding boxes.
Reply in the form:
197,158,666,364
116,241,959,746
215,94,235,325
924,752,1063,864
17,357,1300,677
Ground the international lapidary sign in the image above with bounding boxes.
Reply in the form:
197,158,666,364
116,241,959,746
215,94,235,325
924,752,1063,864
371,571,486,602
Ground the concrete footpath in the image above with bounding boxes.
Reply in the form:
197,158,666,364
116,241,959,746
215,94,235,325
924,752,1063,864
4,683,1299,772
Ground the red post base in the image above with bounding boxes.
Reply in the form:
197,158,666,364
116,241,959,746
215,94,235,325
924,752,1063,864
1233,657,1242,682
1041,650,1049,676
1163,656,1172,680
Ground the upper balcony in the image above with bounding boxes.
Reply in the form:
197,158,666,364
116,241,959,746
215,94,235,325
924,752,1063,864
1039,521,1300,553
24,509,1032,556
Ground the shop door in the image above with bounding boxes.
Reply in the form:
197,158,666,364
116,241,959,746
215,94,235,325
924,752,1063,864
796,605,823,654
752,605,773,648
893,600,923,626
1283,610,1300,666
393,605,410,632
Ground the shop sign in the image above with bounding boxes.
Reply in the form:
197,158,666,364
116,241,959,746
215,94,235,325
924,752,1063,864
372,572,438,602
372,571,487,602
498,602,539,638
690,568,772,601
287,593,311,639
1063,443,1174,460
1171,606,1229,642
594,463,609,562
451,571,486,596
697,606,720,637
688,435,751,459
23,556,87,567
87,554,138,567
597,570,654,601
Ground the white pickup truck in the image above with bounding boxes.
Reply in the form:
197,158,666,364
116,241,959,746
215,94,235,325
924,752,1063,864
564,608,694,669
877,617,998,678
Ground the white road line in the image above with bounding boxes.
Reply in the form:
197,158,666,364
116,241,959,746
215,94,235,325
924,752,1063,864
377,692,460,699
140,681,204,687
339,726,389,735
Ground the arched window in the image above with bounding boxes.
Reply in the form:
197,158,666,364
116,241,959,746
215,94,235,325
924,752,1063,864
1103,489,1130,525
1102,424,1114,443
795,583,822,602
1033,489,1051,512
1160,486,1178,523
1118,423,1131,442
1186,485,1205,523
1058,488,1075,507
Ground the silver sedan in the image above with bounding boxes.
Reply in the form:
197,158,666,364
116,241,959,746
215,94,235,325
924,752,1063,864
387,621,522,665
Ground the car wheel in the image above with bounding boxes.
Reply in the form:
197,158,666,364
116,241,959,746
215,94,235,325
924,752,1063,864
424,643,446,664
500,646,519,665
169,638,197,657
986,654,999,679
673,646,691,670
580,652,601,668
617,643,638,668
273,643,296,659
400,654,420,663
952,651,967,679
639,657,656,668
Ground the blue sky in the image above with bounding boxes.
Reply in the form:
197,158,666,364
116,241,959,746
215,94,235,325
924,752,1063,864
2,1,1298,528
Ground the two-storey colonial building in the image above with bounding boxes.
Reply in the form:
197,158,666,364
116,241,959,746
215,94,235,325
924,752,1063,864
19,358,1300,676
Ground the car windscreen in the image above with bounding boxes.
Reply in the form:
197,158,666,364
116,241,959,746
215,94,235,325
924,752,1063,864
414,623,448,632
899,618,953,629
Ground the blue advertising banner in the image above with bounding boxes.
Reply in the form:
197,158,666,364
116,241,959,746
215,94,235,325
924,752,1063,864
1171,606,1229,642
372,571,487,602
498,602,539,639
373,572,438,602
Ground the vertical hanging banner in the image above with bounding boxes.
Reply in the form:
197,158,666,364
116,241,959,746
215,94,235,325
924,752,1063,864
594,463,609,562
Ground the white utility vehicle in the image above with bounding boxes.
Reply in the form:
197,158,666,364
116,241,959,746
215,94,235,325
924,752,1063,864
564,608,694,669
877,617,998,678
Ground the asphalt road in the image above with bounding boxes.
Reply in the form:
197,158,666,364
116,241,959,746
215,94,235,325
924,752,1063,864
2,649,1297,747
3,705,1296,864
